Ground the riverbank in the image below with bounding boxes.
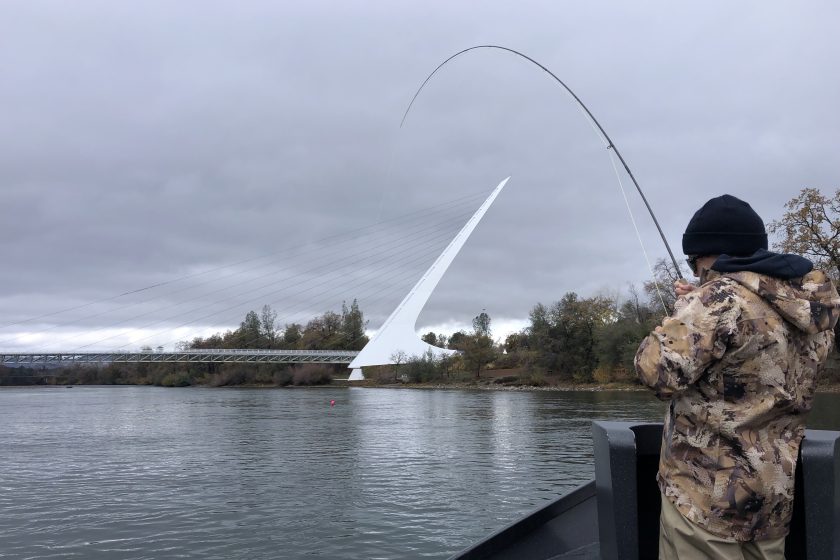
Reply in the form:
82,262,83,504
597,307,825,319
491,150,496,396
344,378,646,392
345,374,840,393
7,364,840,393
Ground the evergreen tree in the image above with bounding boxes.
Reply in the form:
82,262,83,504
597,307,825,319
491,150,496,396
472,311,491,337
282,323,302,348
340,299,368,350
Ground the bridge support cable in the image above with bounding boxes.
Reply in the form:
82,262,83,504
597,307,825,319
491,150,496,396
4,190,493,354
105,210,478,352
3,199,479,351
0,189,491,334
80,211,473,353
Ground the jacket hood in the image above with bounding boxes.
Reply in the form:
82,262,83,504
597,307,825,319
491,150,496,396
712,249,813,279
722,269,840,334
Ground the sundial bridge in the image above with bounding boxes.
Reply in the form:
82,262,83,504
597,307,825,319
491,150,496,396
4,178,509,380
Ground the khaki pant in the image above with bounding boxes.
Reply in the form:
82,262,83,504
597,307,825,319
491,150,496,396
659,494,786,560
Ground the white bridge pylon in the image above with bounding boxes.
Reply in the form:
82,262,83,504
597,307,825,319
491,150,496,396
348,177,510,380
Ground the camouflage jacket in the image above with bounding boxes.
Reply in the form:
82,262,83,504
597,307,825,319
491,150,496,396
635,269,839,541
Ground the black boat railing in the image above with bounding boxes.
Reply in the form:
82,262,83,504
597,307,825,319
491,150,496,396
593,421,840,560
451,421,840,560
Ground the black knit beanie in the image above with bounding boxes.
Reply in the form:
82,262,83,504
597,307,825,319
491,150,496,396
682,194,767,256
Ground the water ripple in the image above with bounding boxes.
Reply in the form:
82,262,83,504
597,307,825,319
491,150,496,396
11,386,839,558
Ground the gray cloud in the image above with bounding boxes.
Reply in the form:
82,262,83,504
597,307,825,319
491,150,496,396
1,1,838,350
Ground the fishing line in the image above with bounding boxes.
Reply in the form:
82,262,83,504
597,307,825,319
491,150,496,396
567,81,671,311
401,45,682,281
606,150,670,313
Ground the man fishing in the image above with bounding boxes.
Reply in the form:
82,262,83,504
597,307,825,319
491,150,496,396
635,194,840,559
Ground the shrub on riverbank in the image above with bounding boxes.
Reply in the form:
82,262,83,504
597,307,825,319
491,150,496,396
0,361,342,388
292,364,333,385
161,372,191,387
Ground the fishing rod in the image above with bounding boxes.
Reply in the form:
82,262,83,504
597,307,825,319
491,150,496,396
400,44,682,277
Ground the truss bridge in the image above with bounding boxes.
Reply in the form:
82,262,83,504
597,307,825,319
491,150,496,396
1,349,359,367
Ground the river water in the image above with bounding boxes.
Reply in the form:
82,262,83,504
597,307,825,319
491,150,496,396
2,386,840,559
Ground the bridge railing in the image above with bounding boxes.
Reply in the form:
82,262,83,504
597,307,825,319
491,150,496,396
178,349,354,355
1,349,360,365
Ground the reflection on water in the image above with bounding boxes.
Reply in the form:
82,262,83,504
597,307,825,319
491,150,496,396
1,386,837,559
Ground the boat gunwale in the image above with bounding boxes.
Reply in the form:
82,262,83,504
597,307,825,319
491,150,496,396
448,480,596,559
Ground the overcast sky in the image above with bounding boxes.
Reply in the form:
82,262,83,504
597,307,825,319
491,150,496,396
1,1,838,352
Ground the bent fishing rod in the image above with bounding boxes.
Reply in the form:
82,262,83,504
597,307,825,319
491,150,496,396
399,44,682,277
